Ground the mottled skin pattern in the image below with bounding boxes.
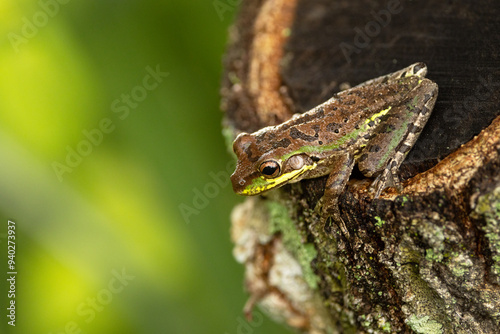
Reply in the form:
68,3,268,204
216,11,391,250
231,63,438,218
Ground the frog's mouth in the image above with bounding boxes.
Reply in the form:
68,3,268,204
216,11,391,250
241,162,317,195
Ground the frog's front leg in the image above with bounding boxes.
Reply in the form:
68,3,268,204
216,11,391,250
320,153,355,220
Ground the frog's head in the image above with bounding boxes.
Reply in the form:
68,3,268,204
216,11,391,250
230,132,317,196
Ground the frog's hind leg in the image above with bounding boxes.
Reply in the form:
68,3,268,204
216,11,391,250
358,79,438,197
353,62,428,89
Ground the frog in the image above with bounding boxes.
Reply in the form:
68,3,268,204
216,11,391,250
230,62,438,220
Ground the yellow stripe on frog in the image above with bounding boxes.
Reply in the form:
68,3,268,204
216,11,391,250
242,162,318,195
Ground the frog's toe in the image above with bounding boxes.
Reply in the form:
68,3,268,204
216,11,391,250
314,197,324,214
370,170,400,198
321,200,341,223
322,215,335,234
369,174,383,197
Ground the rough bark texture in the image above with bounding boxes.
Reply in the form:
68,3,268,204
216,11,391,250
222,0,500,333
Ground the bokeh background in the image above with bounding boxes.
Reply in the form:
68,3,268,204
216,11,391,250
0,1,290,333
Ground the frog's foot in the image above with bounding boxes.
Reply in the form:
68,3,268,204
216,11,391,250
370,166,401,198
312,194,341,230
320,211,341,236
321,205,352,239
321,215,335,235
321,197,342,224
314,196,324,214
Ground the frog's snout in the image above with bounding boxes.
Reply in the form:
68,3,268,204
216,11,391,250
230,172,245,194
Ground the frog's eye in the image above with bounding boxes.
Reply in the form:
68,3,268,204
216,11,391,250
259,160,280,178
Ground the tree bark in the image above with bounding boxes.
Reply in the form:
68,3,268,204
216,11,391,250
222,1,500,333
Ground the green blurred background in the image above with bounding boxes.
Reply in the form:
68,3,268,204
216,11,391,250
0,1,290,333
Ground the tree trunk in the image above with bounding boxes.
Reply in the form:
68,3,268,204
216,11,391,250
221,0,500,333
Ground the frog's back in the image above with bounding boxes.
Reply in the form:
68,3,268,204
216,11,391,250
255,76,422,156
